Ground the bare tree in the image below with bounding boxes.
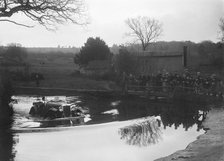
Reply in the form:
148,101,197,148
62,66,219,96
219,17,224,42
0,0,87,29
125,16,162,51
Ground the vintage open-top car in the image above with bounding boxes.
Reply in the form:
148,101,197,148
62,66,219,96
29,99,89,126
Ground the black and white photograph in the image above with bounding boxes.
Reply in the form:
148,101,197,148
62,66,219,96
0,0,224,160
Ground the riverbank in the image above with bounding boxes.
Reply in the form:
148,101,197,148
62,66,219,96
13,86,121,97
12,76,122,95
155,107,224,161
13,77,119,90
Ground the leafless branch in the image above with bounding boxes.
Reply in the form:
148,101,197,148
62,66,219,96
0,19,34,27
125,16,163,51
0,0,88,30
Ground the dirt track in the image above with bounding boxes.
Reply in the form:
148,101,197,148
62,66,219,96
155,107,224,161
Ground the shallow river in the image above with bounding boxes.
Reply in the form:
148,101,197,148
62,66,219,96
3,95,210,161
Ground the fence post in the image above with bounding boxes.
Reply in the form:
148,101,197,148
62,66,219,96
183,46,188,68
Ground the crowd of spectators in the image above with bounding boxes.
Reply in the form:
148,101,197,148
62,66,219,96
125,70,224,98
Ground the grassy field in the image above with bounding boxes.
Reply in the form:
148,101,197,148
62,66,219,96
3,52,119,91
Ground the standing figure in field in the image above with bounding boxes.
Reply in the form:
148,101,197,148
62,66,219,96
35,74,40,87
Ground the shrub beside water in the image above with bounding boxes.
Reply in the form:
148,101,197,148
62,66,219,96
0,72,14,128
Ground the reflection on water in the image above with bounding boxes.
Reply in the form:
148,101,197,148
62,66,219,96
4,95,213,161
116,99,210,132
102,109,119,115
119,117,162,147
159,104,208,131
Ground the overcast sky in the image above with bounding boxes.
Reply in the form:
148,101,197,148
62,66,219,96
0,0,223,47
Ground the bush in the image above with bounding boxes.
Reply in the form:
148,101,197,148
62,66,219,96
0,72,14,127
114,47,137,75
74,37,112,67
